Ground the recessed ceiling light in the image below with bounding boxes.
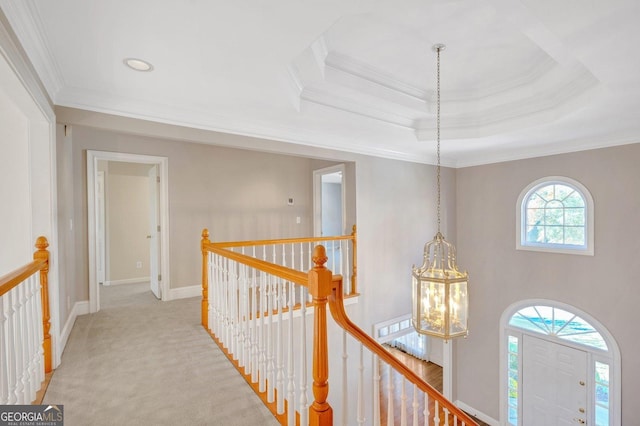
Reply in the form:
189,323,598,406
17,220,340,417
123,58,154,72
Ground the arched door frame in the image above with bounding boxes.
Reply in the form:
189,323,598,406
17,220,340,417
499,299,620,426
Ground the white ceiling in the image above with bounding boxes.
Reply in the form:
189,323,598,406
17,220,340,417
2,0,639,167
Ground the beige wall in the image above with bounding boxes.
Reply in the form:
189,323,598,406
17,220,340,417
63,124,318,300
105,162,151,283
456,143,640,423
55,109,454,422
0,88,30,273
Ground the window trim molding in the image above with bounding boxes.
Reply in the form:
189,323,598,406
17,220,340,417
516,176,594,255
499,299,621,426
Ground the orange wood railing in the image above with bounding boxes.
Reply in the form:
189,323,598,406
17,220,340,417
201,229,477,426
0,236,52,404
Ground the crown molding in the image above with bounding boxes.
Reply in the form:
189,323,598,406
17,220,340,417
0,3,53,120
453,134,640,168
55,86,441,165
416,66,600,140
0,0,64,100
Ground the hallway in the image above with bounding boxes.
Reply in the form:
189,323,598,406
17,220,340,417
42,284,279,425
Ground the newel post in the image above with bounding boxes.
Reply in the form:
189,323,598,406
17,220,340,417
34,236,51,373
201,229,210,329
308,245,334,426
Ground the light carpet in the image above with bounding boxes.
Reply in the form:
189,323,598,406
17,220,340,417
43,283,279,426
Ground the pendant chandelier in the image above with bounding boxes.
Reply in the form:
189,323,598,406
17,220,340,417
412,44,469,341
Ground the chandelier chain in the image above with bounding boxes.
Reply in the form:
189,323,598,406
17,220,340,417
436,45,442,234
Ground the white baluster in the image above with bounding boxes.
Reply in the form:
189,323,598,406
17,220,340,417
34,276,44,387
434,400,440,425
0,294,8,404
342,330,348,426
373,353,380,426
276,278,285,414
208,253,220,338
251,248,259,383
423,393,429,426
244,264,251,372
26,277,38,402
222,257,229,346
259,269,267,393
215,253,221,337
357,344,365,425
287,281,296,426
401,378,407,426
272,245,277,267
344,239,351,295
387,363,394,426
444,407,450,425
14,285,25,403
230,260,237,358
267,275,275,403
299,286,309,426
7,289,18,404
412,384,419,426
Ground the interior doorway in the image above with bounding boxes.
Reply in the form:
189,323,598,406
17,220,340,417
87,151,170,313
313,164,346,237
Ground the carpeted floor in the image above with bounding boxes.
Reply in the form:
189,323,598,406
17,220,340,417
43,283,279,426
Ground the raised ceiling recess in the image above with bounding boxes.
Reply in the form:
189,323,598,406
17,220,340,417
289,3,599,142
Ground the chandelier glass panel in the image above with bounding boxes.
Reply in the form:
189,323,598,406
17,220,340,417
411,44,469,340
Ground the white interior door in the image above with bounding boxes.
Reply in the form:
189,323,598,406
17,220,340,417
523,335,587,426
148,165,161,299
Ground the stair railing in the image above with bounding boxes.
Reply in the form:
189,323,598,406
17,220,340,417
201,229,478,426
0,236,52,405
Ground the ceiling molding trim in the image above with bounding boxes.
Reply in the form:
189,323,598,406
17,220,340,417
310,36,328,79
300,85,417,129
54,88,439,165
416,67,599,140
454,135,640,169
0,5,54,120
325,50,427,101
0,0,64,100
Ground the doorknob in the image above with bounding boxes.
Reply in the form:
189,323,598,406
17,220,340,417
574,419,585,424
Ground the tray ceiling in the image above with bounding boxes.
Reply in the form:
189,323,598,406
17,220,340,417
2,0,639,166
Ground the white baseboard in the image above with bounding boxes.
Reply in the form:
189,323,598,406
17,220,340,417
455,400,499,426
57,300,89,361
167,285,201,301
104,277,150,286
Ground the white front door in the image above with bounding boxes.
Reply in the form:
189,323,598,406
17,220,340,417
148,165,161,299
522,335,587,426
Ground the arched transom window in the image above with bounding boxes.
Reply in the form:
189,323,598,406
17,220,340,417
517,177,594,255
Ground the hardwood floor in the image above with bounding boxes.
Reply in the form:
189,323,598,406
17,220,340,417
380,345,489,426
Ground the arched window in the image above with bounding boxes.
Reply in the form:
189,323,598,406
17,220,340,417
516,177,594,255
501,300,620,426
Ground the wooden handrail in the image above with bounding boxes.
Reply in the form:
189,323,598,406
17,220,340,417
209,233,355,249
204,242,309,286
0,259,47,297
0,236,52,373
202,233,474,425
203,226,358,294
321,252,478,426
